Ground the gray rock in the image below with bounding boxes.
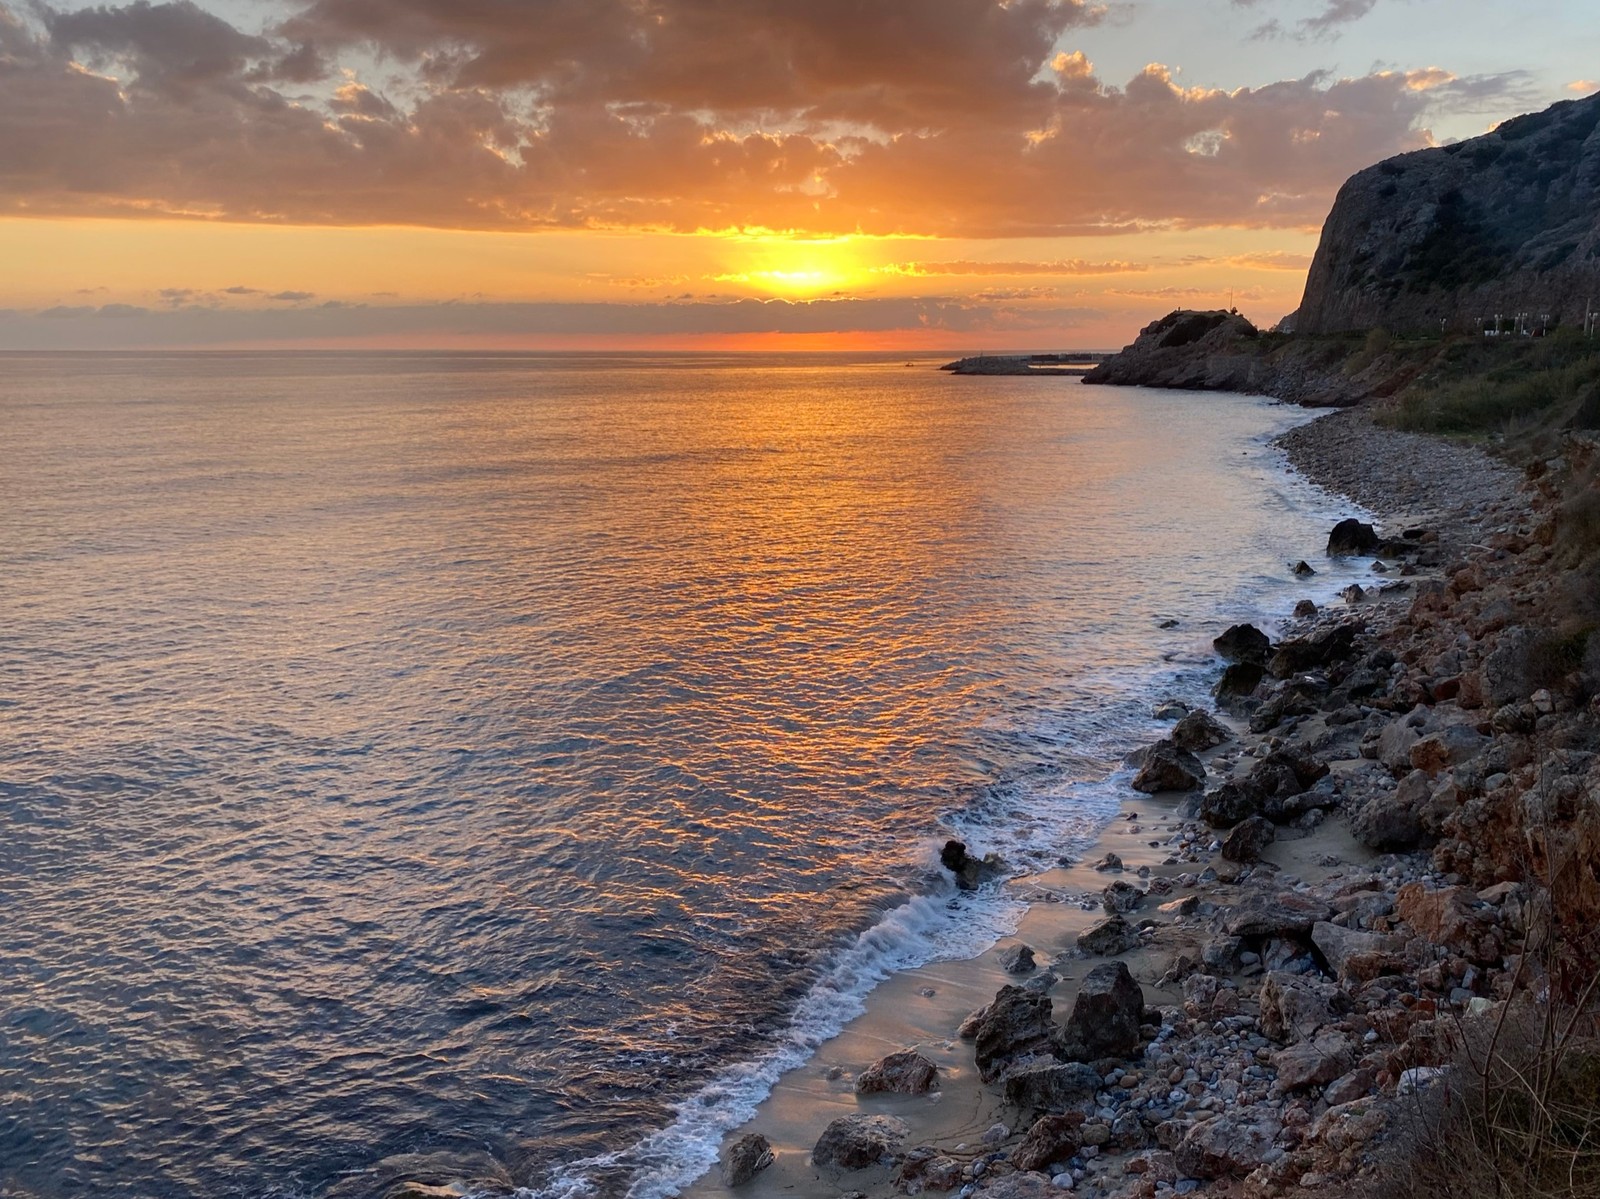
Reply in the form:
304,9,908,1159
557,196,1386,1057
1214,661,1264,703
1011,1114,1084,1173
1259,972,1344,1043
1219,815,1276,863
1054,961,1145,1062
1101,880,1144,914
1175,1113,1281,1179
1223,891,1333,938
1327,519,1379,556
722,1134,774,1187
812,1114,910,1170
972,986,1053,1081
1310,921,1401,982
855,1050,938,1095
999,944,1037,974
1131,739,1206,793
1002,1060,1103,1114
1076,915,1140,957
1273,1033,1356,1092
1172,709,1232,752
975,1172,1058,1199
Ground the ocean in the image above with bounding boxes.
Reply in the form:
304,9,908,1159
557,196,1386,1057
0,352,1365,1198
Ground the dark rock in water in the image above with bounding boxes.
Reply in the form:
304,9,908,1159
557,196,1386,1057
1131,739,1205,793
856,1050,938,1095
1292,560,1316,577
939,839,1002,890
1294,599,1319,618
1079,309,1266,392
1011,1114,1086,1173
1340,583,1367,605
1224,891,1334,937
1101,880,1144,914
1327,518,1379,556
1077,915,1140,956
1002,1060,1102,1114
972,985,1054,1081
1172,709,1232,752
1268,622,1359,677
722,1133,775,1186
813,1114,911,1169
1214,661,1264,702
999,943,1037,974
1055,961,1146,1062
1213,623,1272,664
1220,815,1276,863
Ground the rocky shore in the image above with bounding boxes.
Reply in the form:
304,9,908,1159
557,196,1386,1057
690,409,1599,1199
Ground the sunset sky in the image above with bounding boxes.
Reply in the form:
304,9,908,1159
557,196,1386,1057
2,0,1595,350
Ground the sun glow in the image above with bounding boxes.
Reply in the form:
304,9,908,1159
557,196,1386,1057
710,233,877,296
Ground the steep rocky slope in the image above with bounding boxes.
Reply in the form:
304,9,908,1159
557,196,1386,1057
1295,91,1600,335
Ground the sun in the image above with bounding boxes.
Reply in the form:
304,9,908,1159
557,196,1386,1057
711,233,872,297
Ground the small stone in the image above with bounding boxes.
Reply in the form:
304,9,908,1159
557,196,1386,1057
1000,944,1038,974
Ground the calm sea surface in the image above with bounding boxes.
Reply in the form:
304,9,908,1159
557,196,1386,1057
0,353,1361,1198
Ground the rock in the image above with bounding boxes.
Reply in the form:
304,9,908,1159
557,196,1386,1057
1376,716,1423,774
1396,884,1488,953
1153,699,1191,720
1197,782,1261,828
1172,709,1232,752
1409,724,1489,777
1310,921,1402,982
999,944,1037,974
894,1148,963,1193
1266,623,1359,678
1214,624,1272,664
1260,973,1345,1042
1054,961,1145,1062
1214,661,1265,702
1175,1113,1281,1179
1093,853,1124,872
1293,561,1317,577
1273,1033,1356,1092
1202,936,1245,974
1003,1060,1103,1114
1101,881,1144,914
1220,815,1276,863
1350,793,1425,852
1131,739,1206,793
1341,583,1367,605
856,1050,938,1095
972,986,1054,1081
939,839,1002,891
722,1134,775,1187
1294,599,1319,617
1224,890,1334,937
1182,972,1241,1020
973,1172,1058,1199
1077,915,1141,957
1011,1114,1086,1173
1482,627,1535,708
1323,1066,1376,1106
1327,518,1379,556
813,1114,910,1170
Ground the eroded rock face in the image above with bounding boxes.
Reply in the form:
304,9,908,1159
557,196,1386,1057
1002,1060,1103,1114
812,1114,910,1170
1294,92,1600,335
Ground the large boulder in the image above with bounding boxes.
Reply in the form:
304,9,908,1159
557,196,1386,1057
1214,661,1265,702
1002,1060,1103,1114
1077,914,1140,956
1214,624,1272,664
1175,1112,1282,1179
1260,972,1347,1043
1220,815,1276,863
1224,891,1333,938
1172,709,1232,752
939,839,1004,891
1310,921,1404,983
972,986,1054,1081
1131,739,1206,793
1267,623,1359,678
722,1134,775,1187
1011,1114,1085,1173
812,1114,910,1170
1273,1033,1356,1092
1054,961,1145,1062
855,1050,938,1095
1327,518,1379,556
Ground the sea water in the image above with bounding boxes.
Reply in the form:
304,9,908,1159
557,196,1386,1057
0,352,1367,1198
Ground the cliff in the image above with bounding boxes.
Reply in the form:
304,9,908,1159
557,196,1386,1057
1295,91,1600,335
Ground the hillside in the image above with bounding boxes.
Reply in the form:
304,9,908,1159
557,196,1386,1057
1294,91,1600,335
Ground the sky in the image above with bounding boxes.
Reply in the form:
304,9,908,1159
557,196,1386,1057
1,0,1595,351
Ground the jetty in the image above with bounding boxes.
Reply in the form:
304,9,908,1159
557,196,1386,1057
940,351,1113,376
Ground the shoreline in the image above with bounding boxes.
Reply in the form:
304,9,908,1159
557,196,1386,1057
677,402,1537,1199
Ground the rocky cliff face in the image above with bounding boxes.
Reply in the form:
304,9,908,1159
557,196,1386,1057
1295,91,1600,335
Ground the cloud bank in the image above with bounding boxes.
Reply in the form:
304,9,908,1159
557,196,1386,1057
0,0,1533,237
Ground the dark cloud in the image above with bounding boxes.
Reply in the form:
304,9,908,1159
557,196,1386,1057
0,0,1543,237
267,290,315,301
222,285,261,294
1244,0,1379,41
879,259,1150,277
